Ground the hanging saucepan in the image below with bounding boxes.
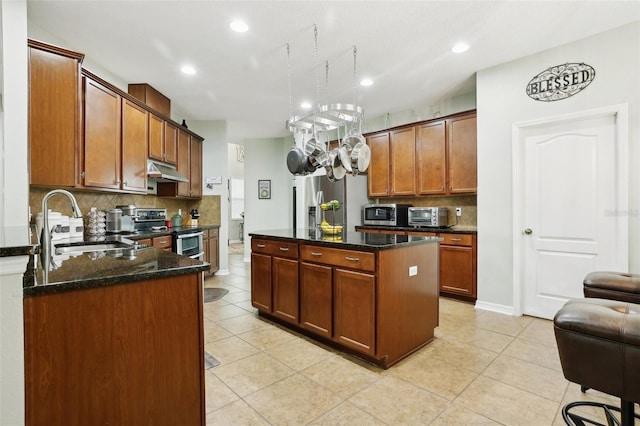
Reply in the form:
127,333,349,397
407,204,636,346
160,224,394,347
350,139,371,175
304,137,329,170
325,148,347,182
337,124,354,173
286,145,308,175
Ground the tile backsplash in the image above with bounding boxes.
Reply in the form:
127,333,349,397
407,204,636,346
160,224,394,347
379,194,477,227
30,188,221,226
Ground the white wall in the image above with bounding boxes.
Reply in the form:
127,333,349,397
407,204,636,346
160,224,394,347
187,120,230,275
476,22,640,310
243,137,292,260
0,1,28,423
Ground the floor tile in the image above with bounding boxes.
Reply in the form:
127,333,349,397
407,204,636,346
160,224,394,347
421,336,498,373
216,312,271,334
205,335,260,365
348,375,448,424
203,303,250,322
237,323,298,351
221,290,251,303
448,324,515,353
475,310,533,336
309,401,386,425
503,336,562,372
390,353,477,401
212,352,294,397
264,336,334,371
430,402,501,425
302,355,381,399
518,317,558,347
244,374,343,424
203,319,233,344
483,354,568,402
206,399,269,425
456,375,558,425
204,370,239,413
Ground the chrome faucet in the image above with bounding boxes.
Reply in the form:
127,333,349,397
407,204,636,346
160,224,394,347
40,189,83,267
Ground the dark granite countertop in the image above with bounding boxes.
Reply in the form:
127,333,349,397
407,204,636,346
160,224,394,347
356,225,477,234
25,234,210,297
249,229,441,251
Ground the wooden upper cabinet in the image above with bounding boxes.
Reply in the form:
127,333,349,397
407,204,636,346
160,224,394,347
189,137,202,198
83,76,121,190
367,132,391,197
176,129,191,197
28,40,84,187
164,121,178,165
447,114,477,194
416,121,447,195
148,113,164,162
390,127,417,196
121,99,148,193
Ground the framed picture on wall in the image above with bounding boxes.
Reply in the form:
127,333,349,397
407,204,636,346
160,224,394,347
258,179,271,199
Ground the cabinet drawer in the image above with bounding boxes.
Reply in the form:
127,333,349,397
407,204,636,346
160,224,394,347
207,228,219,238
152,235,172,249
439,233,472,246
300,245,375,272
251,238,298,259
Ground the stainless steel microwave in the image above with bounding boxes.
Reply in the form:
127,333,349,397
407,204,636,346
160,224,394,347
408,207,449,228
362,204,411,226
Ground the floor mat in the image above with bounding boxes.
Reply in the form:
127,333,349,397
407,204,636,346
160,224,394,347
204,352,220,369
203,288,229,303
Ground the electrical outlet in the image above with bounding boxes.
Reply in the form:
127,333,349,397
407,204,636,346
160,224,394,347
409,266,417,276
456,207,462,217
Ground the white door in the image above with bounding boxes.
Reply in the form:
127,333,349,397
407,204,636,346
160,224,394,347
516,108,627,319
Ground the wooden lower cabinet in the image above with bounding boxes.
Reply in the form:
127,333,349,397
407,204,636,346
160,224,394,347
333,268,375,355
24,273,205,426
250,238,299,324
203,228,219,274
439,233,476,298
251,252,272,311
272,257,299,323
299,262,333,338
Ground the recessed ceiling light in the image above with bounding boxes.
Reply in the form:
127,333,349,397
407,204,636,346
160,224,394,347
451,42,469,53
360,78,373,87
300,101,312,109
181,65,196,75
230,20,249,33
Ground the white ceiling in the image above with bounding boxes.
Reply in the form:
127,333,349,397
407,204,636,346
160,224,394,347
26,1,640,140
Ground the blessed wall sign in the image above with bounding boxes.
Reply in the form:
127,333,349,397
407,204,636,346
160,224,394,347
526,63,595,102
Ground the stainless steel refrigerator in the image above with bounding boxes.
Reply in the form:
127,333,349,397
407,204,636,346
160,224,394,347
294,172,369,233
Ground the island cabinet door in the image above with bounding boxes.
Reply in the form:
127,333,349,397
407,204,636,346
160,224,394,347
333,268,376,356
251,253,272,311
299,262,333,338
272,257,299,324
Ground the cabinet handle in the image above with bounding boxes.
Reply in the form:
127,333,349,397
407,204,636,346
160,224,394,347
310,252,323,257
257,244,266,248
345,256,360,262
450,238,462,242
279,247,289,251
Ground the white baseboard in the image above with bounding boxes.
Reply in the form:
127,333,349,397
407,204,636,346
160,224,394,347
228,239,243,244
474,300,516,316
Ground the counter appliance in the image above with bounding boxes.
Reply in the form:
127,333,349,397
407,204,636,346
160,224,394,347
408,207,449,228
362,204,411,226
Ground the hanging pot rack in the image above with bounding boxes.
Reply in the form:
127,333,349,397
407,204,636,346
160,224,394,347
285,26,367,177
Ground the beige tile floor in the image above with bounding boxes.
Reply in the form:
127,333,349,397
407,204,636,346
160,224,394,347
203,252,628,425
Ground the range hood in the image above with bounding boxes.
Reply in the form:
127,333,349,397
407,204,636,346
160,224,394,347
147,160,189,183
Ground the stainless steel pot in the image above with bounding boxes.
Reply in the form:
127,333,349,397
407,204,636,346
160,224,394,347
325,148,347,182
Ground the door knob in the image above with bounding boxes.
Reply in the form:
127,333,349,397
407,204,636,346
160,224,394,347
524,228,533,235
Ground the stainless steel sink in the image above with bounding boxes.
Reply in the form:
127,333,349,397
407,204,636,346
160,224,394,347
54,241,136,255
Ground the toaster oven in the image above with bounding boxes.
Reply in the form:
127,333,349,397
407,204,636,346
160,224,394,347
408,207,449,228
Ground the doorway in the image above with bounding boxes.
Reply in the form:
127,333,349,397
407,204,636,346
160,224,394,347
513,105,628,319
228,144,245,253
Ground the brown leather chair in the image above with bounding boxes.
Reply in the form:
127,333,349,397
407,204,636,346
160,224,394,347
583,271,640,304
554,298,640,426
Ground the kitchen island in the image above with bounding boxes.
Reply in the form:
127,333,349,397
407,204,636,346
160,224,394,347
23,237,209,426
249,229,440,368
